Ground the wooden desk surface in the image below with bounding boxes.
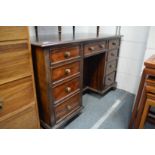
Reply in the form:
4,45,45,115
31,34,122,47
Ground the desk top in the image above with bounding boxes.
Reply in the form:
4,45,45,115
31,33,122,47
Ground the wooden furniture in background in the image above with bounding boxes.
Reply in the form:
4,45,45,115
0,26,40,128
32,31,121,128
129,55,155,128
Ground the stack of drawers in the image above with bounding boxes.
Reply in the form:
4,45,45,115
32,43,83,128
104,39,120,88
0,26,40,128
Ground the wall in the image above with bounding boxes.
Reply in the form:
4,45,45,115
29,26,150,94
143,27,155,61
116,27,149,94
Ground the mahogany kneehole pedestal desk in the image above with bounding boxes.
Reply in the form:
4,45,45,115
31,34,122,128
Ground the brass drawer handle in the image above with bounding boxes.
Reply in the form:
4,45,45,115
64,51,71,58
89,46,95,51
65,87,71,93
64,69,71,75
67,105,72,111
99,44,105,48
0,99,3,110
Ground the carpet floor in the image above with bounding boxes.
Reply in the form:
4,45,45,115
64,89,155,129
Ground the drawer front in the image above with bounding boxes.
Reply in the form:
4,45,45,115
51,61,80,82
0,27,28,41
0,77,35,118
106,60,117,75
84,41,106,56
0,41,32,85
53,77,80,103
55,93,80,123
50,46,80,64
0,104,39,129
105,72,115,87
109,39,120,49
107,50,118,61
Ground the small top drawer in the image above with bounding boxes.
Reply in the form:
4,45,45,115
50,46,80,64
109,39,120,49
84,41,106,56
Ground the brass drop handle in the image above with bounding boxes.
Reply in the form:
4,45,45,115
67,105,72,111
89,46,95,51
64,51,71,58
64,68,71,75
0,98,3,110
109,64,114,68
99,44,105,48
65,87,71,93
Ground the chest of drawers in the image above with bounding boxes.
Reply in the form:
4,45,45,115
32,34,121,128
0,27,40,128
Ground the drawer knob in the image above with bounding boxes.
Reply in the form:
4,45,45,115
89,46,95,51
0,99,3,110
99,44,105,48
112,42,116,46
64,51,71,58
67,105,72,111
65,87,71,93
65,69,71,75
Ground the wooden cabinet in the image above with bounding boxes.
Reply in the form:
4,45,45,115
32,34,121,128
0,27,40,129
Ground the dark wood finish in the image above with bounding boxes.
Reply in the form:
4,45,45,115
107,49,118,61
106,60,117,75
53,77,80,103
32,33,121,128
50,45,80,64
105,72,116,87
84,41,106,56
55,93,81,123
51,61,80,82
0,27,40,129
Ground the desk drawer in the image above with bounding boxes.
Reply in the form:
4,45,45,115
50,46,80,64
51,61,80,82
84,41,106,56
0,27,28,41
106,60,117,75
109,39,120,49
105,72,115,87
107,50,118,61
0,104,39,129
53,77,80,103
55,93,80,123
0,77,34,118
0,41,32,85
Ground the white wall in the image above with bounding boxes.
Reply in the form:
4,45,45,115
143,27,155,61
29,26,150,94
116,27,149,94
